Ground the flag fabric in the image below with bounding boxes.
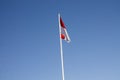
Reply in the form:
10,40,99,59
59,15,71,43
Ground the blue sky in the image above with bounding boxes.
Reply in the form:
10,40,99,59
0,0,120,80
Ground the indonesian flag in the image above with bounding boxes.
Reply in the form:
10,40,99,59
58,14,71,43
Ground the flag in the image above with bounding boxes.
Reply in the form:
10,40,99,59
59,14,71,43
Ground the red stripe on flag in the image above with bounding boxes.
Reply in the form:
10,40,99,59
60,17,66,28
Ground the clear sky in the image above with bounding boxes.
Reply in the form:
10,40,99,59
0,0,120,80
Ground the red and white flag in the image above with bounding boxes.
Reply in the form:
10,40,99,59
58,14,71,43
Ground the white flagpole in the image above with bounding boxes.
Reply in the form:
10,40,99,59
58,13,65,80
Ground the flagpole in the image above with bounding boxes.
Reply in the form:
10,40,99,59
58,13,65,80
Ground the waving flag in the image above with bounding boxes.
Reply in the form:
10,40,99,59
58,13,71,80
59,14,71,43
